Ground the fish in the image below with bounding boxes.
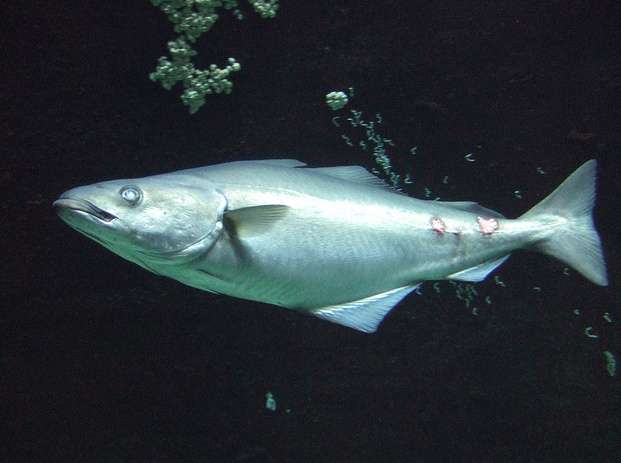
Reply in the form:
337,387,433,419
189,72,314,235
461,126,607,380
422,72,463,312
53,159,608,333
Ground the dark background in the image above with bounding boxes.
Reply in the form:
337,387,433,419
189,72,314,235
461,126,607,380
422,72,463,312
4,1,620,462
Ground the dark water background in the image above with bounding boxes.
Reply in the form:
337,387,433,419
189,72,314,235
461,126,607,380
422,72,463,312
4,1,620,461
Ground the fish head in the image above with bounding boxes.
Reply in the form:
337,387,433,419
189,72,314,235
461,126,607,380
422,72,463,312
53,174,226,268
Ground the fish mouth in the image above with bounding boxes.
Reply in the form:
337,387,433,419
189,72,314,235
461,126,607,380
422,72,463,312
53,198,117,222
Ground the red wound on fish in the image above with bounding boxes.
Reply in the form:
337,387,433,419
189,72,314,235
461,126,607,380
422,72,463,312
430,217,446,234
477,216,499,235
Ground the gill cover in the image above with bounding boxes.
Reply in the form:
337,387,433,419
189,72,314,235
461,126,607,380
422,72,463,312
123,179,228,262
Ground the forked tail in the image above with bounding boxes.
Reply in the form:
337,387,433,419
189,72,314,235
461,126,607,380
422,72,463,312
519,159,608,285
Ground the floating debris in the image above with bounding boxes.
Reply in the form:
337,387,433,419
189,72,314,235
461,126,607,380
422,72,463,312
603,351,617,377
449,281,479,309
584,326,599,339
464,153,476,162
325,91,349,111
341,134,353,147
265,392,277,411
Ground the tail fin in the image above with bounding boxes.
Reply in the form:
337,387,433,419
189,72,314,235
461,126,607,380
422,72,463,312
520,159,608,286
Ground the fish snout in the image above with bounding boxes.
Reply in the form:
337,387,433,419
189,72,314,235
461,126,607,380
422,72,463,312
53,197,117,222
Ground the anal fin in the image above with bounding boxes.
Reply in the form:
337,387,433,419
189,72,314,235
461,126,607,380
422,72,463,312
446,254,510,282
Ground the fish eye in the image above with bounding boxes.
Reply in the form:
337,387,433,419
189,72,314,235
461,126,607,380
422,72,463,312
119,186,142,206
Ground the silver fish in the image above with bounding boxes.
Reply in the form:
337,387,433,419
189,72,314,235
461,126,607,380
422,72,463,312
53,159,608,332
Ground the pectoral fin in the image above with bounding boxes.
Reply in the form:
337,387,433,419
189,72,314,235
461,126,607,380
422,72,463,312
224,205,290,239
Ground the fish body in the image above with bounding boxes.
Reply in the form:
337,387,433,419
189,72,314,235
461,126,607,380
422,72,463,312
54,159,608,332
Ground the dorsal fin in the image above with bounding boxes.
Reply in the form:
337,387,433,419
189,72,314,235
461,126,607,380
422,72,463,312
310,166,394,190
246,159,307,168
